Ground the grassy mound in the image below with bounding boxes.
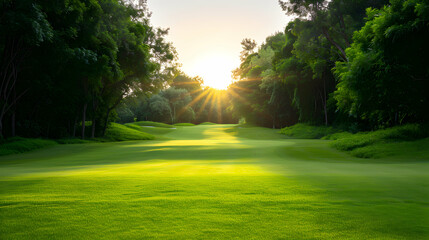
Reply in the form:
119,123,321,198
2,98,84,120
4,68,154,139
330,124,428,158
347,138,429,159
0,137,57,156
104,123,155,141
225,126,287,140
280,123,340,139
124,123,175,136
279,123,429,159
199,122,217,125
134,121,174,128
174,123,195,126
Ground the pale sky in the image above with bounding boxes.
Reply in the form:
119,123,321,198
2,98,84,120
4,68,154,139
147,0,292,89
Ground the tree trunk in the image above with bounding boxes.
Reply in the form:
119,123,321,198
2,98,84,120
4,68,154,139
72,116,77,137
322,28,348,62
46,122,50,138
323,79,328,126
91,117,96,138
11,111,15,137
91,98,99,138
173,105,176,124
338,14,350,47
81,103,87,139
102,109,112,137
0,115,3,140
11,85,16,137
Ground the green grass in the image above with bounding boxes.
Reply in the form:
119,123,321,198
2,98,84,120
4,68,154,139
103,123,155,141
225,125,287,140
280,123,340,139
174,123,195,126
0,125,428,239
124,123,176,138
0,137,57,156
199,122,217,125
134,121,175,128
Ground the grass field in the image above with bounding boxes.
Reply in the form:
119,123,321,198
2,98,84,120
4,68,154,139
1,125,428,239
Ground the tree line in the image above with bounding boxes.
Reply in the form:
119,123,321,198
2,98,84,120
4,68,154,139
116,73,237,124
2,0,428,140
0,0,176,139
228,0,429,130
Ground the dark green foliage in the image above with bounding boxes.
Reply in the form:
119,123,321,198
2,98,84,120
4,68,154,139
231,0,427,132
334,0,429,127
0,137,57,156
0,0,176,140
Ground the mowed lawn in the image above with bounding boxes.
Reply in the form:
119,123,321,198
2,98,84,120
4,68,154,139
1,125,428,239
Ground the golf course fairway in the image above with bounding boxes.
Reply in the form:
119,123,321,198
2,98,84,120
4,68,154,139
1,125,428,239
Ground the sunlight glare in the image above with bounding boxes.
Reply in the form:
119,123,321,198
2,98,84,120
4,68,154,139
188,54,238,90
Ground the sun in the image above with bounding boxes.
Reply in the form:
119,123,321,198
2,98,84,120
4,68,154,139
188,54,238,90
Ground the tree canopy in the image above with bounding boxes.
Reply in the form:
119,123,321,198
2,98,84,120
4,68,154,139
0,0,176,139
229,0,428,130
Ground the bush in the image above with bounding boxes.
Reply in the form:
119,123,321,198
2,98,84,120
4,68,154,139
0,137,57,156
280,123,341,139
104,123,155,141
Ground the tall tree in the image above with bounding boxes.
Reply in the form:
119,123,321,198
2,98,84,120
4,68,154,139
0,0,53,138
